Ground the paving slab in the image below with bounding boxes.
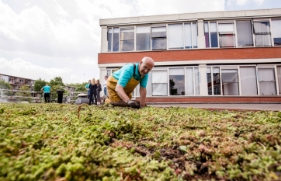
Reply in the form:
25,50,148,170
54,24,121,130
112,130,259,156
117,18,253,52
149,104,281,111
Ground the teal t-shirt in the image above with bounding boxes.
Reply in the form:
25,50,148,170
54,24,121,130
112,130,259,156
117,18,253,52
85,83,90,89
112,63,148,88
43,85,51,93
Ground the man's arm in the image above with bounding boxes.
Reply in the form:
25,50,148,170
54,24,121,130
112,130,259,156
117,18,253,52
115,84,131,103
139,86,147,107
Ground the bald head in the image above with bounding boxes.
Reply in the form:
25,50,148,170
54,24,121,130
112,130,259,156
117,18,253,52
142,57,154,66
139,57,154,76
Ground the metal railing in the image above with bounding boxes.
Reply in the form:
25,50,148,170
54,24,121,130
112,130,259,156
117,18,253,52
0,89,85,103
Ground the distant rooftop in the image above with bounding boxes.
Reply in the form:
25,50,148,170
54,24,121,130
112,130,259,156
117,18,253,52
0,73,35,81
100,8,281,26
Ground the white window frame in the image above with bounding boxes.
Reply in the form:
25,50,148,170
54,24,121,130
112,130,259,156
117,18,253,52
119,26,135,52
151,69,168,96
253,19,273,47
151,24,167,50
217,20,236,48
256,64,276,95
167,23,184,50
168,67,185,96
221,66,239,95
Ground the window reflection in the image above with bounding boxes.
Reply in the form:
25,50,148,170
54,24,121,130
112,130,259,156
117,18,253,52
136,26,150,50
222,69,239,95
169,68,185,95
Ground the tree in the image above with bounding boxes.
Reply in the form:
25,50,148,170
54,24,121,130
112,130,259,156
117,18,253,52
34,78,47,91
50,85,68,102
0,80,11,90
0,80,12,96
50,77,64,87
66,82,88,92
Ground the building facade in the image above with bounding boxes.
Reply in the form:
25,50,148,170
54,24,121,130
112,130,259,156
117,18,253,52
98,8,281,103
0,73,35,90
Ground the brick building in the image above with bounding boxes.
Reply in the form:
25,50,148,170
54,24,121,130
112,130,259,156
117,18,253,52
98,8,281,103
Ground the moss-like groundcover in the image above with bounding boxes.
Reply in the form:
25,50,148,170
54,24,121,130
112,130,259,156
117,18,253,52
0,103,281,181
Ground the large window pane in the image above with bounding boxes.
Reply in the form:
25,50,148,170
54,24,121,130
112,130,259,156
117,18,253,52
151,27,166,50
186,68,194,95
218,23,235,47
152,84,168,96
152,38,166,50
254,21,271,46
204,22,210,47
213,67,221,95
136,26,150,50
210,22,218,47
120,28,134,51
258,68,276,95
272,20,281,46
236,20,253,47
168,24,183,49
113,28,119,51
218,23,234,32
151,27,166,37
222,69,239,95
192,23,198,48
194,67,200,95
108,28,112,51
219,34,236,47
169,68,185,95
152,71,168,96
207,67,212,95
240,67,258,95
185,23,192,48
277,66,281,94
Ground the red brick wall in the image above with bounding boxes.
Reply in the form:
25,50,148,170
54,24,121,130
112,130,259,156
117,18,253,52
98,47,281,64
140,96,281,103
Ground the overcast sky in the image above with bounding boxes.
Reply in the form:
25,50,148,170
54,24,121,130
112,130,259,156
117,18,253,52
0,0,280,84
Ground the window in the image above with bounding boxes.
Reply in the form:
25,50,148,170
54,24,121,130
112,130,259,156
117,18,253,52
258,68,276,95
184,22,197,48
169,68,185,95
186,67,200,95
254,21,271,46
120,27,134,51
204,22,218,48
236,20,253,47
107,70,112,77
151,26,166,50
213,68,221,95
218,22,235,47
240,67,258,95
152,70,168,95
168,24,183,49
277,66,281,94
221,69,239,95
107,28,112,52
207,67,221,95
271,20,281,46
107,28,120,52
136,26,150,50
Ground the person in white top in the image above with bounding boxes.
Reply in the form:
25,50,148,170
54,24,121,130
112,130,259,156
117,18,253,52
103,75,108,97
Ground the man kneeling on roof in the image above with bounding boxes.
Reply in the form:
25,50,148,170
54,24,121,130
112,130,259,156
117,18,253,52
106,57,155,109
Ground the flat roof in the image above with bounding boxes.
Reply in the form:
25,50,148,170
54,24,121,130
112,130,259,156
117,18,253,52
100,8,281,26
0,73,35,81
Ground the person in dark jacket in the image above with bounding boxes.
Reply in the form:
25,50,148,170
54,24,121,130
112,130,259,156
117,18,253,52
96,79,102,104
89,78,97,105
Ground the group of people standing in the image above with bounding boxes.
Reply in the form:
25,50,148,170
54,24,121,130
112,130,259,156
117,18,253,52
86,76,108,105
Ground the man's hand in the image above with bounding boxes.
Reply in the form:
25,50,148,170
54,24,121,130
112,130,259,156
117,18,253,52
127,100,140,109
